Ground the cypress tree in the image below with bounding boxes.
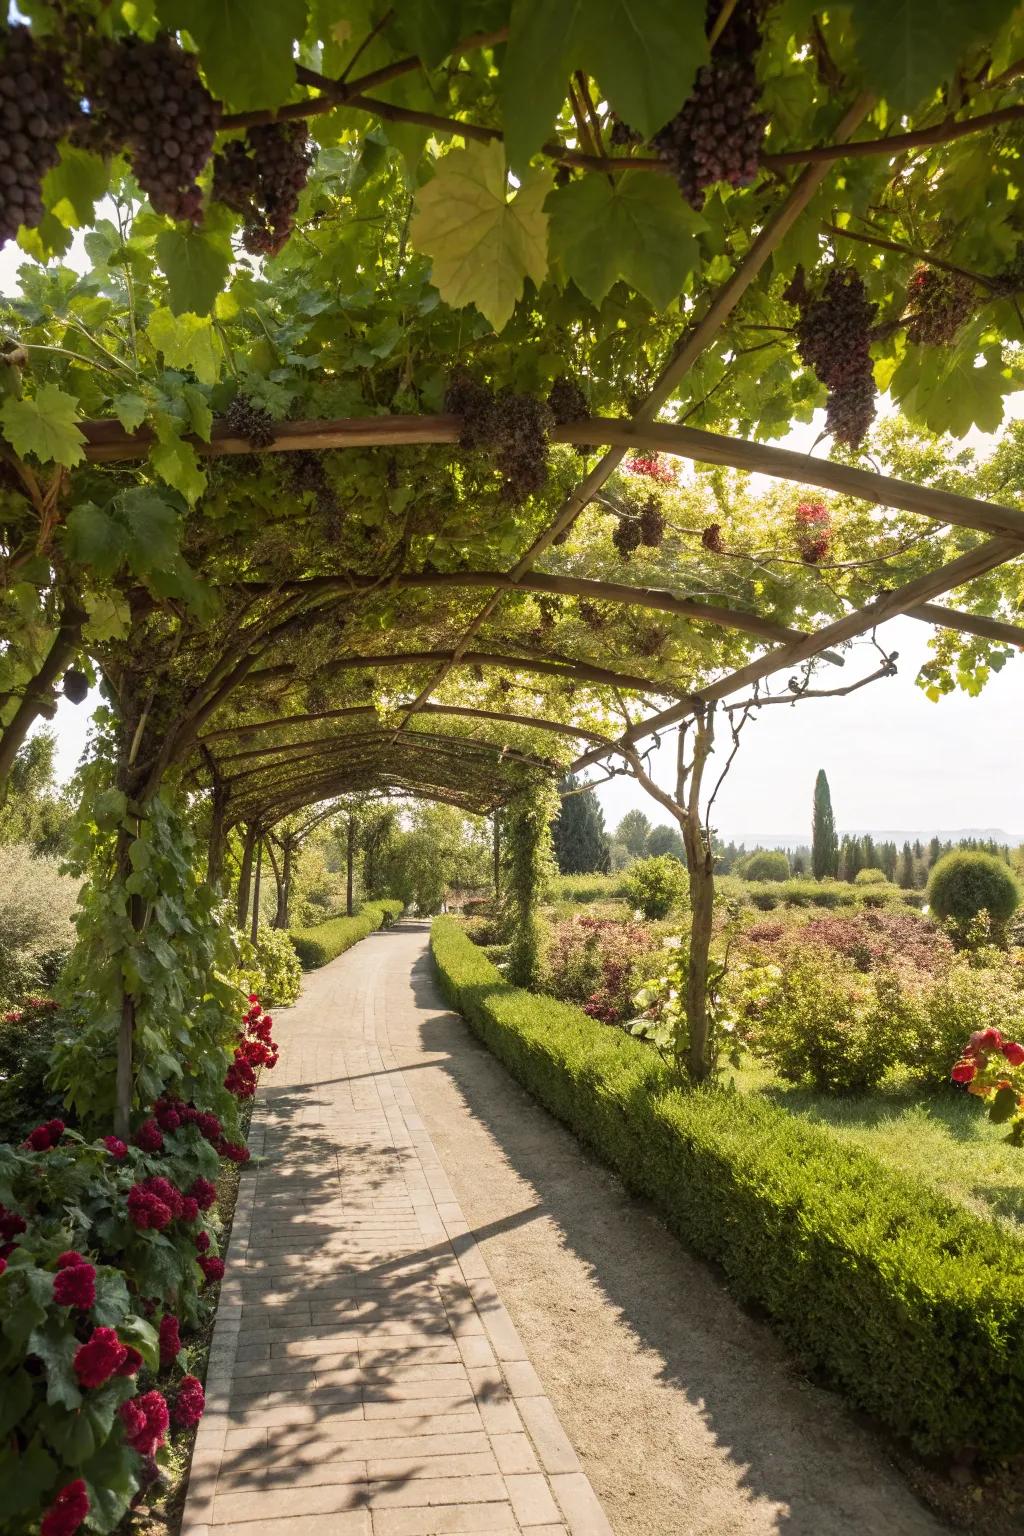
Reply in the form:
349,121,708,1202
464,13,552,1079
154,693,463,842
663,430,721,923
811,769,839,879
551,777,611,874
897,841,915,889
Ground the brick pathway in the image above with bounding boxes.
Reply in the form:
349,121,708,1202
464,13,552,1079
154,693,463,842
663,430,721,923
182,922,613,1536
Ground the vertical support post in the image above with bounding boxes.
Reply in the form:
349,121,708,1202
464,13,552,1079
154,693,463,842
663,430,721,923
281,835,293,929
207,785,228,890
493,812,501,899
250,835,263,943
677,706,717,1082
236,822,256,928
346,814,355,917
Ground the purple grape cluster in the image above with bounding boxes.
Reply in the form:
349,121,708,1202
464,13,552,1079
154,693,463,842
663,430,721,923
547,375,588,424
786,265,878,448
638,498,666,547
905,266,977,346
286,450,338,518
653,55,767,208
444,371,553,502
226,393,276,449
0,26,77,245
611,516,643,559
213,123,312,256
84,34,219,223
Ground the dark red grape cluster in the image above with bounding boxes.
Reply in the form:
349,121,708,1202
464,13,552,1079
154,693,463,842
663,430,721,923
638,498,666,547
653,57,767,208
547,375,588,423
786,265,878,448
286,450,338,518
444,371,553,502
612,515,644,559
62,668,89,704
904,266,977,346
795,499,831,564
702,522,725,553
577,600,606,629
213,124,312,256
84,35,219,223
226,393,276,449
0,26,77,245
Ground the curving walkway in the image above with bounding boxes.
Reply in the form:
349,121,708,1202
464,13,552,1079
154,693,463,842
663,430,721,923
183,921,941,1536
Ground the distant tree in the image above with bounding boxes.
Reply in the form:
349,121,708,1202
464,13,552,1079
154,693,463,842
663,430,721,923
737,848,790,881
862,834,878,870
928,835,943,869
792,851,808,876
614,809,653,860
0,733,71,855
811,770,839,879
881,841,899,880
896,842,915,889
551,777,611,874
647,824,684,860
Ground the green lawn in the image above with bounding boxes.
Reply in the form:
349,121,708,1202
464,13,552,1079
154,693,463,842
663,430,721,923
735,1062,1024,1231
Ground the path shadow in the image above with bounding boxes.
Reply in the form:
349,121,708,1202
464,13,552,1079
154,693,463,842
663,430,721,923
404,942,940,1536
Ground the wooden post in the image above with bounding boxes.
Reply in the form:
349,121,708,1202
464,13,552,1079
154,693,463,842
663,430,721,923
250,835,263,943
236,822,256,928
281,835,293,929
678,707,717,1082
207,784,228,890
346,814,355,917
492,813,500,899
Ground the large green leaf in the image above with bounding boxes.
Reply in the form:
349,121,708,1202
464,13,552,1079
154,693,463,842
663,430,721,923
42,146,110,229
850,0,1017,111
393,0,465,67
150,414,208,505
157,0,309,111
28,1321,82,1412
147,308,220,386
500,0,584,169
547,170,705,310
0,384,86,467
63,503,129,578
891,331,1015,436
155,225,233,318
410,141,551,330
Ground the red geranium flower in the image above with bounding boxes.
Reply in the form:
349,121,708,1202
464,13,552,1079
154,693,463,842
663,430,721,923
198,1255,225,1285
119,1390,170,1456
220,1141,250,1164
74,1326,127,1388
154,1099,182,1132
41,1479,89,1536
25,1118,64,1151
179,1196,200,1224
0,1257,7,1276
116,1345,144,1376
103,1135,128,1160
951,1059,977,1084
134,1118,164,1154
189,1177,217,1211
142,1176,183,1219
53,1260,96,1310
172,1374,206,1428
194,1112,222,1143
195,1230,210,1253
1002,1040,1024,1067
159,1314,181,1368
127,1185,174,1231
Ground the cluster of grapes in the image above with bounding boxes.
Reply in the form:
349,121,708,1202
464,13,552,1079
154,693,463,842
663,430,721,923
83,35,220,223
212,123,313,256
638,498,666,547
285,451,338,520
785,265,878,449
795,499,831,564
444,370,553,502
701,522,725,553
577,600,606,630
62,669,88,705
0,27,77,245
226,393,276,449
612,515,644,559
633,623,666,658
547,375,588,424
904,266,977,346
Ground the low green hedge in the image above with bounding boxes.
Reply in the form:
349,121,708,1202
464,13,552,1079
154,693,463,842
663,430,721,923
290,899,404,969
718,874,922,911
431,916,1024,1458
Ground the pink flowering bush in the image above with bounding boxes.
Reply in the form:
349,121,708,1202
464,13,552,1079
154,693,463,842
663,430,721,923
542,915,661,1025
951,1026,1024,1142
0,992,279,1533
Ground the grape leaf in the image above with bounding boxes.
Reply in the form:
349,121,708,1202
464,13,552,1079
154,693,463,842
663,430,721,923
501,0,703,168
112,394,148,432
150,413,208,505
409,141,551,330
850,0,1016,111
157,0,309,111
147,308,220,387
393,0,464,67
891,332,1014,436
64,504,129,578
0,384,86,467
547,171,705,310
82,590,131,643
155,225,233,317
42,146,110,229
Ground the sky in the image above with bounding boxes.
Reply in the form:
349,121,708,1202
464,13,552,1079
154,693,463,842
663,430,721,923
6,223,1023,846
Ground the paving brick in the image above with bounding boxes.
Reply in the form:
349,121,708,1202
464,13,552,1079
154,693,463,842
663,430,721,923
366,1474,507,1508
369,1506,517,1535
505,1473,563,1526
518,1398,581,1475
490,1434,540,1475
549,1473,615,1535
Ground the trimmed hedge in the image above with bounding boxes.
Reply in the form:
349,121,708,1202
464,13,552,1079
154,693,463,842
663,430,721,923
431,916,1024,1458
290,900,404,969
718,874,921,911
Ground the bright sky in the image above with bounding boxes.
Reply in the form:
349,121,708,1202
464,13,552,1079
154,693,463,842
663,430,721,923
6,230,1023,844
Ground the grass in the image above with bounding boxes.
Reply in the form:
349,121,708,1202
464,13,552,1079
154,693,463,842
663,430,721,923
735,1059,1024,1231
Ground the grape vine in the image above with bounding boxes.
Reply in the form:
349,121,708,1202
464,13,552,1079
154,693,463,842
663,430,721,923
212,124,313,256
786,265,878,449
904,266,978,345
445,371,554,502
226,393,276,449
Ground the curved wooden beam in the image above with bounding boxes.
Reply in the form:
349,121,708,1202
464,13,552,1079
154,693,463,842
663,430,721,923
202,700,613,748
905,603,1024,646
251,647,680,697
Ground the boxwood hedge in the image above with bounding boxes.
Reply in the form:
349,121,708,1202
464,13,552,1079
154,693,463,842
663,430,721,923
431,915,1024,1458
290,899,404,969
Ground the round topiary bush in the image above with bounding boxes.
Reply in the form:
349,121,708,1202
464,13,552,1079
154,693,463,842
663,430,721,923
927,852,1020,935
739,849,790,882
854,867,888,885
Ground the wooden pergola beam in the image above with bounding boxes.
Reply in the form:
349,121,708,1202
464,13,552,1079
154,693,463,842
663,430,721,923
905,603,1024,646
202,699,612,748
252,648,681,698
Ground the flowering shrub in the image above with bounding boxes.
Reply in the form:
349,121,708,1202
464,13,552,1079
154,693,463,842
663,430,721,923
0,994,277,1533
952,1026,1024,1142
742,908,951,976
542,915,659,1024
919,962,1024,1086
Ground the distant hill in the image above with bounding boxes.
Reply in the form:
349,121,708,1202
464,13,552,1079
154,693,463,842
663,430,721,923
725,828,1023,850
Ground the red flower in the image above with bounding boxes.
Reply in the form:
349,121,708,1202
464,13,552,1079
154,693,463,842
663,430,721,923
55,1250,86,1269
970,1026,1003,1053
195,1230,210,1253
198,1255,225,1285
41,1480,89,1536
220,1142,250,1164
193,1112,222,1143
143,1176,183,1219
247,993,260,1004
179,1196,200,1224
25,1118,64,1151
189,1177,217,1211
154,1100,182,1132
103,1135,128,1160
134,1118,164,1154
0,1257,6,1277
1002,1040,1024,1067
119,1390,170,1456
74,1325,128,1388
224,1058,257,1098
127,1185,174,1231
159,1313,181,1368
53,1260,96,1309
116,1345,144,1377
172,1374,206,1428
951,1060,977,1084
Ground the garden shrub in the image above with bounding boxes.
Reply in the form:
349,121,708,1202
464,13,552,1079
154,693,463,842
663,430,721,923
854,866,888,885
742,908,951,975
0,843,79,1011
720,876,918,913
928,851,1021,940
231,924,302,1008
289,899,404,969
0,995,278,1534
737,849,790,881
914,961,1024,1086
623,855,687,919
431,917,1024,1459
542,915,660,1024
0,998,69,1142
547,873,629,905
